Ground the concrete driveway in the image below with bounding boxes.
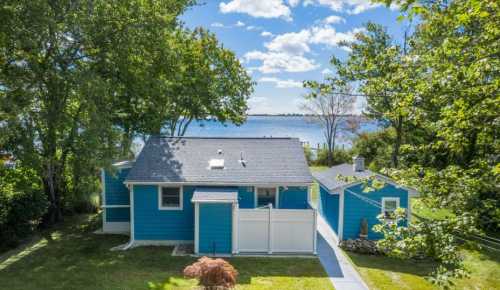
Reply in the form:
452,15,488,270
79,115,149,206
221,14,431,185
317,215,369,290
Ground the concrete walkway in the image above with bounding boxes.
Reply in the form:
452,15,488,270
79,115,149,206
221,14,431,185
317,215,369,290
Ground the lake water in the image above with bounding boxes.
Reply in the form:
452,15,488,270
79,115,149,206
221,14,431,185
183,116,379,148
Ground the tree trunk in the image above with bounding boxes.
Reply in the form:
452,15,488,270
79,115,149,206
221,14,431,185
43,161,64,225
391,115,403,168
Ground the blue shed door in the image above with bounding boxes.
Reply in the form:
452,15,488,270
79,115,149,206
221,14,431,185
199,203,232,254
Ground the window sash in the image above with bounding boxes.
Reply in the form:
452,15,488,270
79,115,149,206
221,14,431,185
257,187,277,207
160,187,181,208
382,198,399,219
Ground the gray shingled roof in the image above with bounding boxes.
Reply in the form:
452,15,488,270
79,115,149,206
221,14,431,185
312,163,375,192
191,187,238,202
125,136,313,184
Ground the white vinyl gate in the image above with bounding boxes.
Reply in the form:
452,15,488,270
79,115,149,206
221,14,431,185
237,208,317,254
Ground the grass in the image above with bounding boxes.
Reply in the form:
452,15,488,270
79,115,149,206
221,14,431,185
0,214,333,290
343,198,500,290
307,165,500,289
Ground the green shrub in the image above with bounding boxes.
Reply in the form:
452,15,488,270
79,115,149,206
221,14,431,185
0,165,48,250
314,148,353,166
352,129,393,171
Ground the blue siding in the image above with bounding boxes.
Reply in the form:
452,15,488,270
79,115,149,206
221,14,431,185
104,168,130,205
106,207,130,222
133,185,194,241
342,183,408,240
199,203,232,254
238,186,255,208
279,186,309,209
318,185,339,233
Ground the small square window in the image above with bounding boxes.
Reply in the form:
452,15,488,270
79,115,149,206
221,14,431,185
257,187,277,208
382,197,399,219
159,186,182,210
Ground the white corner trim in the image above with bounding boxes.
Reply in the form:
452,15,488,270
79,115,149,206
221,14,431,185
338,188,345,241
194,202,200,254
313,209,318,254
232,203,239,254
101,169,106,230
158,185,183,210
130,185,135,242
102,205,130,208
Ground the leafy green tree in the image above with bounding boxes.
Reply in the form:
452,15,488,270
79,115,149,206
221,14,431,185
0,0,252,223
0,164,47,249
332,23,418,168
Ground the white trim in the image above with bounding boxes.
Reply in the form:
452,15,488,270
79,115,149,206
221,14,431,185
194,202,200,254
158,185,183,210
101,169,106,230
125,181,313,187
132,240,193,247
102,205,130,208
190,199,236,204
268,206,273,254
232,203,239,254
254,186,279,208
130,185,135,240
313,175,419,197
381,197,400,217
313,209,318,254
338,188,345,241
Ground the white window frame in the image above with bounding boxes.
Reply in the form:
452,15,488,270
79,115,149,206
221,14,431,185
254,186,279,208
158,185,183,210
381,197,400,218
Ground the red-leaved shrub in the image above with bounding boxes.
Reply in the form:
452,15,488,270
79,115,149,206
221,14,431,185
183,256,238,289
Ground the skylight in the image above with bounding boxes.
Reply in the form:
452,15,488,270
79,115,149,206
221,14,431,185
209,159,224,169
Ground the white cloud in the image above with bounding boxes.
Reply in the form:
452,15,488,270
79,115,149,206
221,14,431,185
287,0,301,7
246,25,262,31
300,0,383,14
321,68,333,75
244,25,363,73
309,25,364,50
235,20,245,27
261,31,274,37
244,50,320,73
211,22,225,28
259,77,304,88
265,29,311,55
323,15,345,24
220,0,292,21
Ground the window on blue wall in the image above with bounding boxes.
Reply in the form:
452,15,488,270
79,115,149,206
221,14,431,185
256,187,277,208
381,197,399,219
159,186,183,210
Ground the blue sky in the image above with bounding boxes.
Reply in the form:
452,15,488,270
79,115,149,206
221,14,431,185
182,0,409,114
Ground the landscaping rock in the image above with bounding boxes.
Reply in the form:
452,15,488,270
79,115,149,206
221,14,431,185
340,239,380,255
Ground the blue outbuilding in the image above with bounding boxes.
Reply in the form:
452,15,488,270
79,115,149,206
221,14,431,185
313,157,418,241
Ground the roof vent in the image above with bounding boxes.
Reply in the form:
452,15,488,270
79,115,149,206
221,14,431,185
209,159,224,169
353,156,365,172
217,149,223,155
239,151,246,167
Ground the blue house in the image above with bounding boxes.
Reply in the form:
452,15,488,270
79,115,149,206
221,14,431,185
313,157,418,241
101,137,317,255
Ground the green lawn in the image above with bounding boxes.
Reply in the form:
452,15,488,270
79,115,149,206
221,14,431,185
308,166,500,289
0,214,333,290
343,199,500,290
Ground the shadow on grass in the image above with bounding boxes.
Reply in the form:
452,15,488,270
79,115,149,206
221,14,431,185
345,251,438,278
0,214,331,290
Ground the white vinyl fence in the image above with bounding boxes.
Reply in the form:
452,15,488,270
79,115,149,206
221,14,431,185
237,208,317,254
